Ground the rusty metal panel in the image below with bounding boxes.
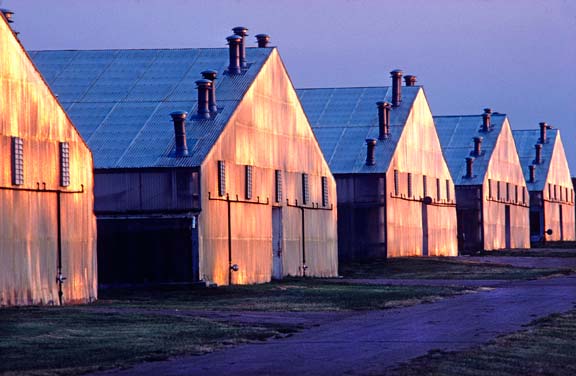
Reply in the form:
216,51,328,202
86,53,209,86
0,18,97,306
199,50,338,285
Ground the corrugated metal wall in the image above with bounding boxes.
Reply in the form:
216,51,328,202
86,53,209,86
0,18,97,306
199,50,338,285
385,90,458,257
539,135,575,241
482,119,530,250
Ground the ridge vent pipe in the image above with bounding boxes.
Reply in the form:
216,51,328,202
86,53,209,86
201,70,218,113
465,157,475,178
232,26,249,68
391,69,403,107
482,108,492,132
377,101,391,140
534,143,542,164
529,164,536,183
255,33,270,47
365,139,377,166
226,35,242,75
473,136,483,156
539,121,551,144
404,75,417,86
170,111,189,156
196,79,212,119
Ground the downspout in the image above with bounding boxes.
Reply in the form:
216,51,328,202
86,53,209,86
301,207,307,277
56,191,66,305
227,194,233,285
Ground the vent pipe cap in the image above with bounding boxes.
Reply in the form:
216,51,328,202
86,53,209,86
255,33,271,47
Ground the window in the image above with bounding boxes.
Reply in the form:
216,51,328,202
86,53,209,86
394,170,399,196
446,180,451,202
244,165,253,199
522,187,526,205
59,142,70,187
217,161,226,196
302,173,309,204
407,173,413,198
488,179,492,199
515,185,519,203
436,178,441,201
560,186,563,202
554,185,557,200
275,170,282,203
422,175,427,197
548,183,552,200
565,187,568,203
506,182,510,202
11,137,24,185
321,176,328,207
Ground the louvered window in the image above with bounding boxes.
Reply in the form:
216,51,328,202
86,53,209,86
506,182,510,201
302,173,309,204
321,176,328,207
488,179,492,199
446,180,451,202
245,165,253,199
522,187,526,204
218,161,226,196
407,173,413,198
436,178,441,201
394,170,399,196
275,170,282,203
11,137,24,185
554,185,557,200
59,142,70,187
497,181,501,200
548,183,552,200
515,185,519,203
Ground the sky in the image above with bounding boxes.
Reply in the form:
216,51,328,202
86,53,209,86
6,0,576,172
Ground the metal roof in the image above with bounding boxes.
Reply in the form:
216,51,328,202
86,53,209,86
512,129,558,191
296,86,420,173
433,114,507,185
30,47,273,169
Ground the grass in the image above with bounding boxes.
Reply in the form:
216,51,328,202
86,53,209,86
0,280,465,375
477,247,576,258
97,279,465,312
339,257,571,280
0,306,288,376
387,309,576,376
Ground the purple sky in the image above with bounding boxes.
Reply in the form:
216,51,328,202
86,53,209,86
8,0,576,172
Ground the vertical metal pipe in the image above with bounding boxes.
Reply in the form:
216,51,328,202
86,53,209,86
227,194,232,286
170,111,189,156
539,122,548,143
482,108,492,132
366,139,377,166
529,164,536,183
404,75,417,86
465,157,475,178
390,69,403,107
535,144,543,164
232,26,249,68
201,70,218,113
255,33,270,48
195,79,212,119
377,101,391,140
473,136,483,156
56,191,63,305
226,35,242,74
301,207,306,277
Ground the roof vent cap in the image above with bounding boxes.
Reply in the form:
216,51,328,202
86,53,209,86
255,34,271,48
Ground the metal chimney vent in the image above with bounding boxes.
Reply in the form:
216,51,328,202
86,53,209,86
539,122,551,144
1,8,14,23
201,70,218,113
195,79,212,119
232,26,249,68
482,108,492,132
473,136,483,156
534,143,543,164
255,34,270,48
404,75,417,86
390,69,403,107
529,165,536,183
365,139,377,166
376,101,391,140
465,157,475,178
226,35,242,75
170,111,189,156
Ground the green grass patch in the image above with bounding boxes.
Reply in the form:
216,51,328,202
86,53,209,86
0,306,284,375
387,309,576,376
98,279,465,312
477,248,576,258
339,257,571,280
